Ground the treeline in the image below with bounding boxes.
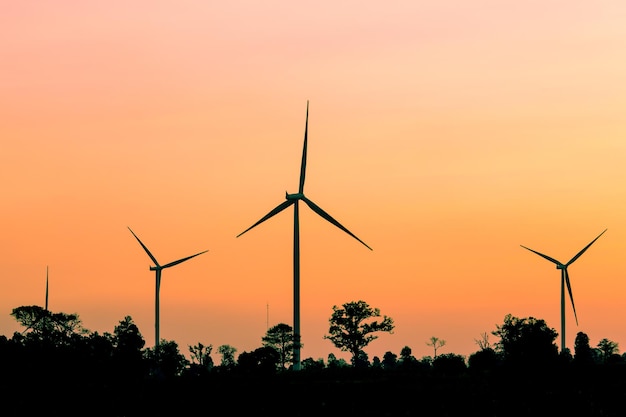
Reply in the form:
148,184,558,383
1,305,626,416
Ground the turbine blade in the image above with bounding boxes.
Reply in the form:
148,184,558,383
162,250,209,269
520,245,562,266
237,200,294,238
301,196,372,250
128,227,160,267
298,101,309,194
566,228,607,266
564,269,579,325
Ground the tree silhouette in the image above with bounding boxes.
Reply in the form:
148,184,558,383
493,314,558,368
237,346,280,374
111,315,146,383
432,353,467,376
382,351,398,370
426,336,446,358
573,331,594,366
468,347,499,372
144,339,188,379
597,338,619,363
217,344,237,369
189,343,213,367
11,305,88,348
474,332,491,350
324,300,394,366
327,353,348,369
262,323,296,370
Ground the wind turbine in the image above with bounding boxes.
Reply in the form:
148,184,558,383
128,227,208,347
520,229,607,352
237,101,372,371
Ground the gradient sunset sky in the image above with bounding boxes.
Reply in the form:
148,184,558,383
2,1,626,362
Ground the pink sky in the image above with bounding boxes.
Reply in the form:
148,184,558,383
2,1,626,363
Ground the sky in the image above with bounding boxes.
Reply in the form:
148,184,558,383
2,1,626,363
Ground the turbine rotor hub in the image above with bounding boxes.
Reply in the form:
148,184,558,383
286,192,304,201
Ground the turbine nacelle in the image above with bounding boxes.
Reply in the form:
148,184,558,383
556,264,565,270
286,192,304,201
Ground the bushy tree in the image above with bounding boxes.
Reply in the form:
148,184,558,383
237,346,280,373
11,305,88,346
432,353,467,376
468,347,499,372
217,344,237,368
144,339,188,379
324,300,394,366
301,357,325,370
597,338,619,364
493,314,558,368
382,351,398,370
327,353,349,369
113,316,145,358
371,356,382,368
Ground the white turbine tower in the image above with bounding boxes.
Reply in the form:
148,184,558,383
128,227,208,347
520,229,606,352
237,101,372,371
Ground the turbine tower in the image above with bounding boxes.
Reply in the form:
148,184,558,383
237,101,372,370
45,265,49,311
520,229,606,352
128,227,208,347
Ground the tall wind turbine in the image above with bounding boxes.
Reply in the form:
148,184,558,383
520,229,607,352
237,101,372,371
128,227,208,347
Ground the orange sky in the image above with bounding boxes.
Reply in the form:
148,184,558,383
2,1,626,363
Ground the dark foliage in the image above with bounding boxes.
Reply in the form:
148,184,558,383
2,310,626,416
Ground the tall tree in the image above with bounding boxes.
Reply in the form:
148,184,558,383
324,300,394,366
573,331,594,365
262,323,296,370
113,316,145,357
111,316,146,381
426,336,446,358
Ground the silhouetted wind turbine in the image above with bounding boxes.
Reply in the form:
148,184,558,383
237,101,372,371
520,229,606,352
128,227,208,348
